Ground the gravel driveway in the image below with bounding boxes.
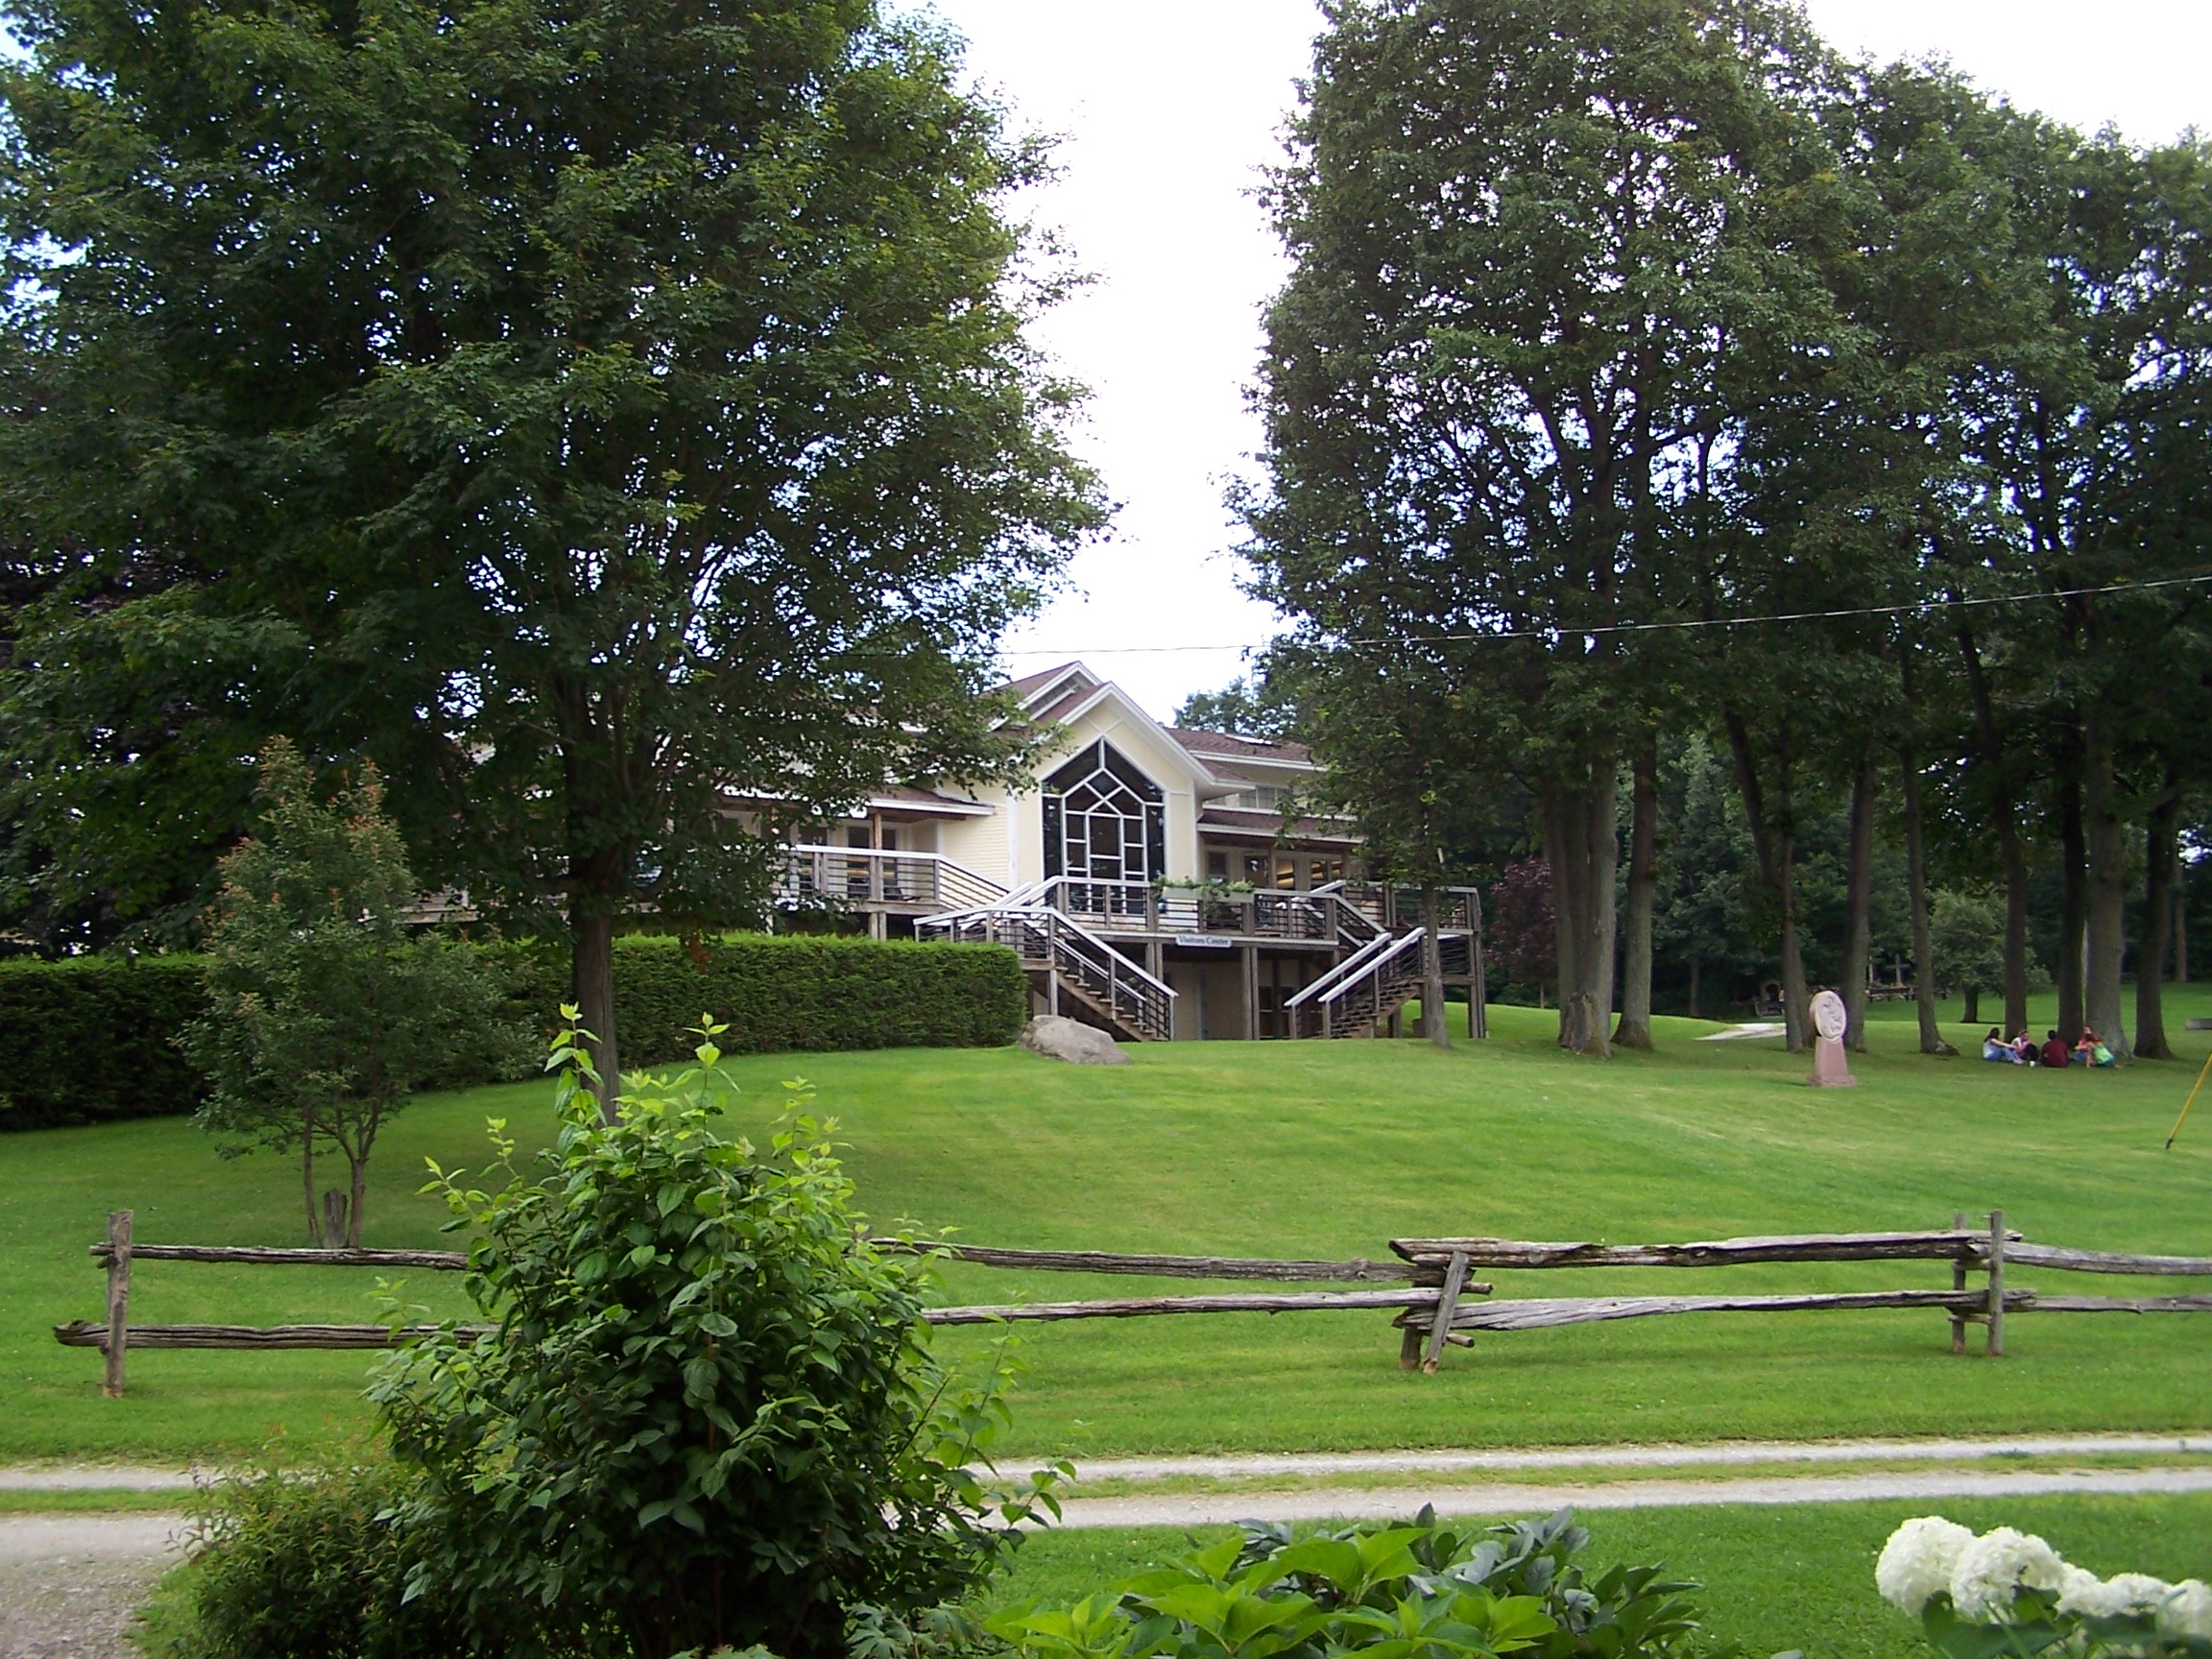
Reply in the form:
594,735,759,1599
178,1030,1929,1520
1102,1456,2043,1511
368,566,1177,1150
0,1517,186,1659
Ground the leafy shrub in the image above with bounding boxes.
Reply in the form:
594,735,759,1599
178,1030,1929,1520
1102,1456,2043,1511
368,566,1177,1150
989,1508,1741,1659
150,1461,501,1659
367,1011,1055,1659
0,954,208,1129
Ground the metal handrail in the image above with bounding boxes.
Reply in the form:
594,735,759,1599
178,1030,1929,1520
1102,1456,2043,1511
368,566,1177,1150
917,903,1177,1041
1285,930,1401,1009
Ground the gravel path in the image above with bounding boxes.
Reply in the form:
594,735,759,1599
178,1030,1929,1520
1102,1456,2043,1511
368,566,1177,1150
1065,1431,2212,1482
0,1516,186,1659
1052,1463,2212,1527
2,1460,2208,1648
12,1432,2210,1492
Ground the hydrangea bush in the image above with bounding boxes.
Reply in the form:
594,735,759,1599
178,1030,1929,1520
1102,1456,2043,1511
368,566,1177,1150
1876,1516,2212,1659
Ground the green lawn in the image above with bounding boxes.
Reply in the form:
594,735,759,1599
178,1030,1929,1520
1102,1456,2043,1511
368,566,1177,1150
3,992,2208,1463
985,1495,2212,1659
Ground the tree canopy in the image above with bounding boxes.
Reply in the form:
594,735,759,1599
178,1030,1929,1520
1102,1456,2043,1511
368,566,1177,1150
0,0,1103,1085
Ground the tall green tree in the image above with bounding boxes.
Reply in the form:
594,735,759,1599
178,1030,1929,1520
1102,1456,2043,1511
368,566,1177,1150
1241,0,1839,1056
186,740,521,1246
0,0,1102,1100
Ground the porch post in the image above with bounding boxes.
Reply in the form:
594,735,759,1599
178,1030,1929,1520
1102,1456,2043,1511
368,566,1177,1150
1241,946,1260,1042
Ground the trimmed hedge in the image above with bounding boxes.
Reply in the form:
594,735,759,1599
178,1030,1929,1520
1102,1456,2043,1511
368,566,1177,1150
0,955,212,1131
602,934,1027,1066
0,934,1025,1131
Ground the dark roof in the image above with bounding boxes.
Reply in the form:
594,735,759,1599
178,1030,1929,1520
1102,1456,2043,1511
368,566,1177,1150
1005,661,1085,699
1167,726,1313,765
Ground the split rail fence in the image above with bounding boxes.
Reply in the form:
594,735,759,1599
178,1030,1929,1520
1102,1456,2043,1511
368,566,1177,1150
57,1209,2212,1396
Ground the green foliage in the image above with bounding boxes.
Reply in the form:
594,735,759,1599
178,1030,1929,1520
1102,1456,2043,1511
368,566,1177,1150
0,0,1103,1072
182,740,524,1244
368,1013,1060,1659
1173,678,1297,742
989,1508,1744,1659
0,953,206,1129
151,1462,492,1659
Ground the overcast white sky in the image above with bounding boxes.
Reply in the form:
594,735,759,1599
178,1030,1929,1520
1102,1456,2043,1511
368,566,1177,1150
909,0,2212,722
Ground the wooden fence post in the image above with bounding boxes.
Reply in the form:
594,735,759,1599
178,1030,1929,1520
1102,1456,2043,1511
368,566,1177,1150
1950,1210,1968,1356
1986,1210,2006,1358
1421,1249,1472,1373
103,1210,132,1398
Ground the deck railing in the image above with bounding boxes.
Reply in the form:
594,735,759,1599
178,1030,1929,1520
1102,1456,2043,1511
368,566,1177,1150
774,846,1006,914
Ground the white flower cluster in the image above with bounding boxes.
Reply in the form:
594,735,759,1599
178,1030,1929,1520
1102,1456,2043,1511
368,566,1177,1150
1874,1514,2212,1640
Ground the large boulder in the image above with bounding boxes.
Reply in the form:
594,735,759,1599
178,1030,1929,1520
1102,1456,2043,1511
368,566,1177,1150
1018,1015,1130,1066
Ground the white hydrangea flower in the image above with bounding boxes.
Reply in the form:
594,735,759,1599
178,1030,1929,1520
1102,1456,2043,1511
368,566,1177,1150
1949,1527,2066,1621
1876,1517,1978,1614
2057,1569,2173,1618
2157,1580,2212,1643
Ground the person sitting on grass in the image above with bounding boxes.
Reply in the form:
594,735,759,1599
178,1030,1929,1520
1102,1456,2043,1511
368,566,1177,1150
2040,1029,2073,1069
1983,1027,2012,1063
2076,1026,2118,1067
2009,1032,2036,1063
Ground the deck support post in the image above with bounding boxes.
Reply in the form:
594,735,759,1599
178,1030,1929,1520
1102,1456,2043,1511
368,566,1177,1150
1241,946,1260,1042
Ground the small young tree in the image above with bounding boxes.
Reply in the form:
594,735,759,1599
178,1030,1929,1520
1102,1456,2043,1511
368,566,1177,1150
1929,887,2008,1027
1489,858,1557,1008
187,739,520,1246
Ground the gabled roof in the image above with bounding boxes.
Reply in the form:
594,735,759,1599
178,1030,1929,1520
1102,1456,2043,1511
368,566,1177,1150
1005,661,1321,783
1008,661,1231,788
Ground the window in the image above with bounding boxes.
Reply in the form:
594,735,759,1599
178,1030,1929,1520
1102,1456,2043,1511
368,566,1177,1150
1042,740,1166,892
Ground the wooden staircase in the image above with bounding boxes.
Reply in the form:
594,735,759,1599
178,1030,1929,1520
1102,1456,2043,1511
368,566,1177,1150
916,904,1175,1041
1286,929,1473,1039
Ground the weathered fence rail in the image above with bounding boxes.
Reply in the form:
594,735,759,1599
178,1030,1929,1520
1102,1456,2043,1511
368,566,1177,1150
58,1208,2212,1395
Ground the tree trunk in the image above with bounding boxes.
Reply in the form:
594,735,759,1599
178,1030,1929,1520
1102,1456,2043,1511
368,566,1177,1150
1963,985,1980,1025
301,1112,320,1247
2057,772,2086,1043
2002,837,2031,1041
1614,746,1657,1051
1688,955,1700,1021
1899,748,1948,1054
572,906,623,1122
2081,721,2129,1059
1421,886,1450,1049
1840,758,1876,1052
1544,773,1617,1058
346,1153,368,1249
1954,616,2030,1038
1723,710,1807,1051
2137,785,2177,1060
2176,878,2190,984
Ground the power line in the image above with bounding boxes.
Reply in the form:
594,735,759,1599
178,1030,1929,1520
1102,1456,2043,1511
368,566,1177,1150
998,572,2212,657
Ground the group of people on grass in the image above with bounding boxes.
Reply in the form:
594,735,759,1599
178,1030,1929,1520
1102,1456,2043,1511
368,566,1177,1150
1983,1026,2118,1068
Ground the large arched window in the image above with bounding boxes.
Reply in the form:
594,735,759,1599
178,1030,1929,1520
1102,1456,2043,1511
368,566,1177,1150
1043,740,1165,893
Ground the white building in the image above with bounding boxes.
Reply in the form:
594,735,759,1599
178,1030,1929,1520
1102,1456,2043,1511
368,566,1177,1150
771,661,1479,1042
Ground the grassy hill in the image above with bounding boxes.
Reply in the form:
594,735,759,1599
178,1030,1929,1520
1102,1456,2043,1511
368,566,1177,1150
2,993,2208,1463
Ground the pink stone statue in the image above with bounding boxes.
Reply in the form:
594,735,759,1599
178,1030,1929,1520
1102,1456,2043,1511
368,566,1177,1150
1808,989,1855,1087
